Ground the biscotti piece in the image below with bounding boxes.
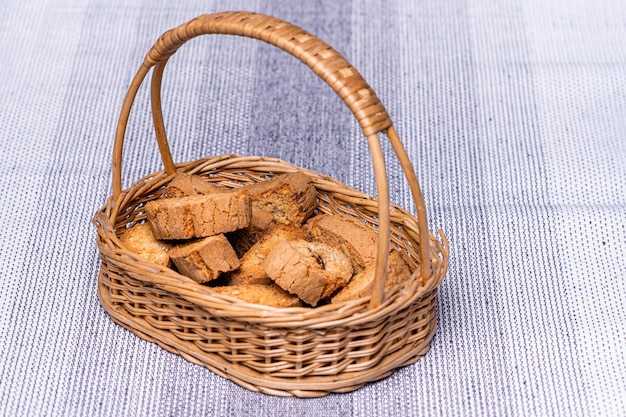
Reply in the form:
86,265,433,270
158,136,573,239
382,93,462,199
211,284,303,308
161,172,221,198
227,172,317,255
306,214,378,272
145,191,251,240
262,239,353,306
120,222,172,267
244,171,317,229
226,227,267,258
331,251,412,303
169,234,240,283
226,224,310,286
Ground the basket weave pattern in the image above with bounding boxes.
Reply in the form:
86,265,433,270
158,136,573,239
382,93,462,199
94,12,449,397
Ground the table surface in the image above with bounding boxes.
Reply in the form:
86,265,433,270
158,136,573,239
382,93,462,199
1,1,624,416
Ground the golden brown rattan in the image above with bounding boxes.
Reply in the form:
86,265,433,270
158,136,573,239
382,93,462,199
93,11,449,397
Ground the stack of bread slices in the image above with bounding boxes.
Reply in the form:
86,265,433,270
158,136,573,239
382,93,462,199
120,171,413,307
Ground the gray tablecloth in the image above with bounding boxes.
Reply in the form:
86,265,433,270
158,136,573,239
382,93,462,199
1,1,624,416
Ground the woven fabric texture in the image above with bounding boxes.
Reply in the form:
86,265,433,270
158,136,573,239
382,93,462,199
1,0,624,416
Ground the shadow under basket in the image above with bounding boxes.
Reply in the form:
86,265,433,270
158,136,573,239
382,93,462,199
93,12,449,398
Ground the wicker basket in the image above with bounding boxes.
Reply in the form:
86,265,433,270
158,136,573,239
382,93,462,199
93,11,449,397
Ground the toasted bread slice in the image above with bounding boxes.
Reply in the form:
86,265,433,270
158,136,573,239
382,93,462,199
145,191,251,240
169,234,240,283
262,239,352,306
306,214,378,272
227,172,318,254
120,222,172,267
226,224,309,286
244,171,317,229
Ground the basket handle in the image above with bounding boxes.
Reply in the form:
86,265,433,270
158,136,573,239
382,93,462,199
111,11,431,308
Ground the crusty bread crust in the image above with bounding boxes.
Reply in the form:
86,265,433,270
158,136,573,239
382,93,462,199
169,234,240,283
226,172,318,255
120,222,172,267
226,224,310,286
262,239,352,306
145,191,251,240
245,171,317,229
211,284,302,308
306,214,378,272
